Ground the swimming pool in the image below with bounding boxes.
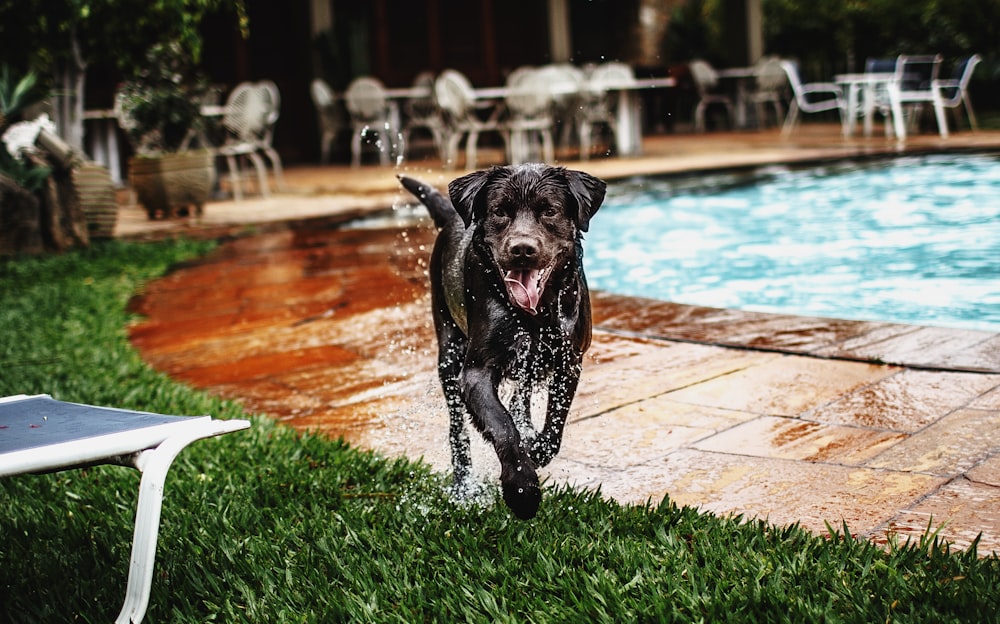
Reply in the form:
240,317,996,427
584,153,1000,332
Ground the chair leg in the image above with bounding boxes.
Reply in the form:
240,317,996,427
444,132,463,169
541,129,554,164
351,131,362,168
224,154,243,201
964,95,978,131
579,122,592,161
262,147,285,190
465,131,479,170
320,132,334,165
781,101,799,136
932,92,950,139
247,152,270,197
694,102,707,132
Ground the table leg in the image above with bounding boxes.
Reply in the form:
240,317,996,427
615,91,642,156
842,83,859,137
862,84,875,137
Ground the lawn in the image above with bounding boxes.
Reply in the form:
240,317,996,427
1,239,999,623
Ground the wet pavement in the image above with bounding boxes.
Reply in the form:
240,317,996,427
123,126,1000,553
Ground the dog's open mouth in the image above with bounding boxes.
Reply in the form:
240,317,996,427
503,267,549,315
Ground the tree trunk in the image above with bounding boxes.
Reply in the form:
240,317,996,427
53,27,88,153
30,152,89,251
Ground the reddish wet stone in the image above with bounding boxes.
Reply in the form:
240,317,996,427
128,222,1000,555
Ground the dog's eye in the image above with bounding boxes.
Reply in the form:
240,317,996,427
493,205,511,220
541,204,560,218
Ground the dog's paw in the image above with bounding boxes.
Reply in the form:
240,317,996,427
500,461,541,520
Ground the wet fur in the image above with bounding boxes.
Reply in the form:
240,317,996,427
399,165,606,519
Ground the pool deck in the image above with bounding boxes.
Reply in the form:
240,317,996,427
123,125,1000,553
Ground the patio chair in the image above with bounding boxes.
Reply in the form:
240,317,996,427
310,78,342,164
930,54,981,137
779,60,846,136
434,69,507,169
343,76,396,167
0,394,250,624
401,71,446,160
503,67,555,165
747,56,787,128
689,59,735,132
255,80,285,190
577,61,635,160
892,54,944,136
215,81,274,200
531,63,586,150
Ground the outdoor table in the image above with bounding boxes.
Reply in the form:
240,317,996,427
473,77,676,156
834,72,906,139
0,394,250,624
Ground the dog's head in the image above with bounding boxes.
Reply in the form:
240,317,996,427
448,164,606,315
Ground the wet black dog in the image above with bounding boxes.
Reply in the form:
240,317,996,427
399,164,606,519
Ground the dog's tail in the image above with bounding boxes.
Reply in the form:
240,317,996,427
398,175,460,230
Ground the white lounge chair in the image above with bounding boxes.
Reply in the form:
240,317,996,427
780,60,846,136
931,54,981,137
0,394,249,624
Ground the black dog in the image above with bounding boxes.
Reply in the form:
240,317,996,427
399,164,606,519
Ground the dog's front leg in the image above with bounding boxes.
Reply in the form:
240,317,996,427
460,364,541,520
529,348,582,467
436,324,475,497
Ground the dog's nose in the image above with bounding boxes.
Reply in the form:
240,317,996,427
509,239,538,259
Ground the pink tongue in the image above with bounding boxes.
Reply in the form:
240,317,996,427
504,269,541,313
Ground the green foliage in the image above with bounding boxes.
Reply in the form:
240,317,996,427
0,65,44,124
0,64,51,192
1,239,1000,622
0,0,247,77
762,0,1000,79
116,42,210,155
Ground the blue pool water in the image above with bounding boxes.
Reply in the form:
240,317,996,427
584,153,1000,332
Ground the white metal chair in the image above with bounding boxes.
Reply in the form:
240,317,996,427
747,56,787,128
931,54,981,137
401,71,446,160
434,69,507,169
343,76,397,167
689,59,735,132
255,80,285,190
215,82,274,200
780,60,846,136
532,63,586,151
577,62,635,160
503,67,555,165
310,78,342,164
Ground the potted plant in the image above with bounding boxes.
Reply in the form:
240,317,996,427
117,42,215,219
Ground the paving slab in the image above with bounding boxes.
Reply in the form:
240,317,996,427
122,126,1000,554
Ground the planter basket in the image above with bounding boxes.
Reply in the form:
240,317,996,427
73,161,118,239
128,150,215,219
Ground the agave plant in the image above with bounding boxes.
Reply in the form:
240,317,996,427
0,65,51,192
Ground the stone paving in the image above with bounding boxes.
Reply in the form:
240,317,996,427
123,125,1000,554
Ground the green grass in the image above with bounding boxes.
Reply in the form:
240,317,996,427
2,239,999,623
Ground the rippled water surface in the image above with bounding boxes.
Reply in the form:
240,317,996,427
585,153,1000,331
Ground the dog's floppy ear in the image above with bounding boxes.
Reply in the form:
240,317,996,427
448,167,508,227
564,169,607,233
